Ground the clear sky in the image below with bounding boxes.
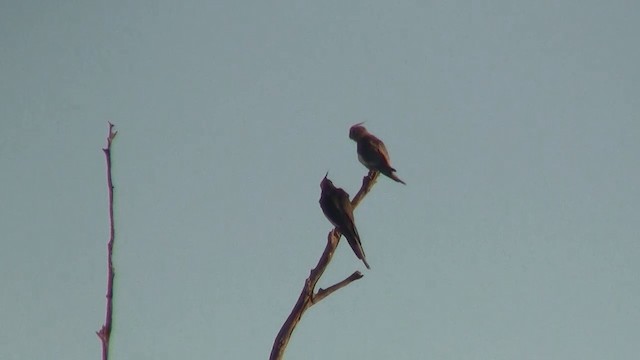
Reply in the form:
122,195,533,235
1,1,639,359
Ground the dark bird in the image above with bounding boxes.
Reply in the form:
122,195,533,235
349,123,406,185
319,173,371,269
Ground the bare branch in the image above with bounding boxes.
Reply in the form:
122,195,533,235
313,271,364,304
269,170,379,360
97,123,117,360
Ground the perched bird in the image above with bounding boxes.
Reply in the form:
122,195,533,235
349,123,406,185
319,173,371,269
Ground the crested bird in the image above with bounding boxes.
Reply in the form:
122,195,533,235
319,173,371,269
349,123,406,185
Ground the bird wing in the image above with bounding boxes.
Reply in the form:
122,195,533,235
361,135,393,169
332,189,367,258
334,188,356,223
320,189,359,238
320,189,354,227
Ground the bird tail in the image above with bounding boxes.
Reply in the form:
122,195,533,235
345,234,371,269
381,168,406,185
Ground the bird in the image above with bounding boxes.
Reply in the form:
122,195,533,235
349,123,406,185
319,173,371,269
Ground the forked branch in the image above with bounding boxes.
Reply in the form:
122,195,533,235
269,171,379,360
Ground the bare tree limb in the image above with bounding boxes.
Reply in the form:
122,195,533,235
313,271,364,304
269,170,379,360
97,122,117,360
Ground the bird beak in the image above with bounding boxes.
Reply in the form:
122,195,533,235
324,171,329,179
352,121,366,127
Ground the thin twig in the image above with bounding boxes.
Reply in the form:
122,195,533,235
269,170,379,360
97,122,117,360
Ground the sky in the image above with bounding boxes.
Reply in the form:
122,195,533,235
1,1,639,359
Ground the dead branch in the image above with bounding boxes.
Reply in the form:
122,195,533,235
96,123,117,360
269,171,379,360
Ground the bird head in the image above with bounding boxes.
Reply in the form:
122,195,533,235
320,172,334,191
349,122,369,141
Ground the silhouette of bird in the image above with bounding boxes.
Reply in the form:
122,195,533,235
349,123,406,185
319,173,371,269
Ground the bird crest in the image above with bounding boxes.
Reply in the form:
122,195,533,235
348,122,369,141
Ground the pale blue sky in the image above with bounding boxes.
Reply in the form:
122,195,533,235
1,1,639,359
